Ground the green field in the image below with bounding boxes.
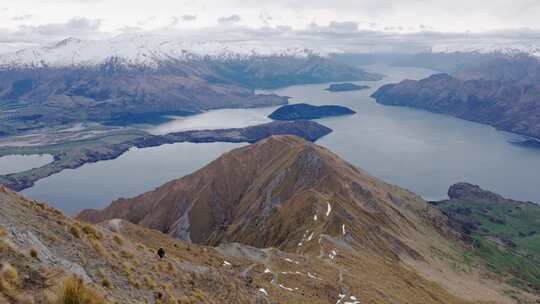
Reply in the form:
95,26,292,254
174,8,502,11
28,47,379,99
433,196,540,290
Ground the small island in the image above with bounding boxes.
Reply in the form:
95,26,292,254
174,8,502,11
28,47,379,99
325,83,370,92
269,103,356,121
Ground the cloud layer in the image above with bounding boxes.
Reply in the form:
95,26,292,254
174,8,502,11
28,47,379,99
0,0,539,54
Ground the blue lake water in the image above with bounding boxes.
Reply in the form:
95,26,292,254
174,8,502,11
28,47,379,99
21,64,540,214
0,154,53,175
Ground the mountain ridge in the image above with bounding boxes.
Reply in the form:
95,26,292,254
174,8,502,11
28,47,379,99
77,135,538,302
78,135,435,255
0,184,485,303
0,136,536,302
0,34,321,69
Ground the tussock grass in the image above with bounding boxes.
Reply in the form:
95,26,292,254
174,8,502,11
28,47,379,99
120,249,134,259
0,263,19,292
122,262,133,274
90,239,106,257
69,225,81,239
81,224,102,240
0,228,10,252
167,261,177,275
112,234,123,246
48,274,105,304
143,275,156,289
128,275,140,289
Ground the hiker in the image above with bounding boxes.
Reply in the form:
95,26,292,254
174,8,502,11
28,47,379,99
157,247,165,259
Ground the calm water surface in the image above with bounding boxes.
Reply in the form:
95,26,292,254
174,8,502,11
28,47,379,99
0,154,53,175
22,64,540,213
22,143,243,214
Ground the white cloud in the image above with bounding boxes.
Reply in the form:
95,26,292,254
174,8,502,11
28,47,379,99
20,17,102,36
12,14,33,21
0,0,539,33
0,0,539,54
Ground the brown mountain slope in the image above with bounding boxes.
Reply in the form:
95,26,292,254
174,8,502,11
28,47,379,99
78,135,535,303
2,180,520,303
79,136,439,254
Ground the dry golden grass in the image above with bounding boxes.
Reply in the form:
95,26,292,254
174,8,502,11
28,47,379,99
143,275,156,290
0,240,9,253
122,261,133,274
128,275,140,289
112,234,123,246
120,249,134,259
69,225,81,239
166,261,177,275
81,224,102,240
0,263,18,292
184,289,213,304
48,274,105,304
97,268,106,279
90,239,106,257
0,227,10,253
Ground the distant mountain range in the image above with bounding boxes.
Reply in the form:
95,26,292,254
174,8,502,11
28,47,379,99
372,54,540,139
0,34,381,136
0,35,321,68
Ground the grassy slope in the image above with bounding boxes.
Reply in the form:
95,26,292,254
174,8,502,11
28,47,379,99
432,198,540,290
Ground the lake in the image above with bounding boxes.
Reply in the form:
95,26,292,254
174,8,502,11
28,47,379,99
0,154,53,175
21,64,540,213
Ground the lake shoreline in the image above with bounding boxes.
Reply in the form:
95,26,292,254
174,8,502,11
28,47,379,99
0,121,332,192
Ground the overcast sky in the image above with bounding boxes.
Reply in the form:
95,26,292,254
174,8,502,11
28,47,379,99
1,0,539,52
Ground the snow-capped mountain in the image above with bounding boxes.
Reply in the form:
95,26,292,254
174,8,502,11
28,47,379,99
431,43,540,58
0,34,324,69
0,34,381,137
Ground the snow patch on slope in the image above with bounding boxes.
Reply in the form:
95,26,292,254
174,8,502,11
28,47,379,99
431,43,540,57
0,33,324,69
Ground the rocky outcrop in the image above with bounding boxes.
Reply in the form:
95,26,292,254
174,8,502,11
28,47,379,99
448,183,508,204
268,103,355,121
